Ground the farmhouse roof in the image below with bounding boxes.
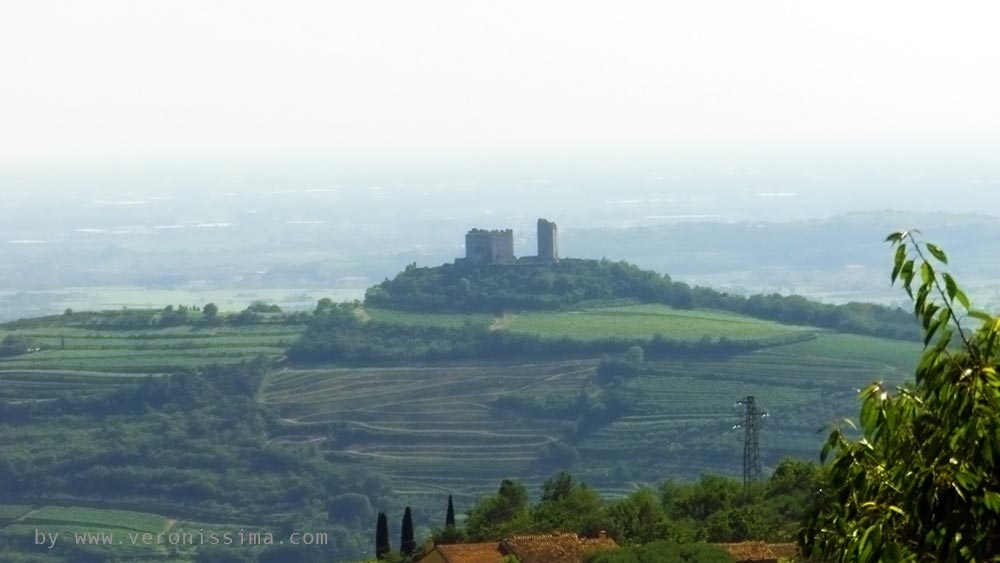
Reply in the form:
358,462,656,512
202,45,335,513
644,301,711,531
419,533,616,563
435,542,505,563
500,532,617,563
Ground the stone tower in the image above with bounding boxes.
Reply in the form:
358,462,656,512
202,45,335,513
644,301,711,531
464,228,515,265
537,218,559,262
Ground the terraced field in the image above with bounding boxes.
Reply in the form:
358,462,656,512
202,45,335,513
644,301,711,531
0,369,148,400
0,324,303,373
264,332,921,504
582,334,919,483
262,361,598,503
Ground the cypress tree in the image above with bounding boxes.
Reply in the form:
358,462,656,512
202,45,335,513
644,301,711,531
446,495,456,528
401,506,416,557
376,512,390,560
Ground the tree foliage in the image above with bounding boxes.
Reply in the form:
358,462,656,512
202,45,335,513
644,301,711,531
456,465,815,548
446,495,456,528
532,472,606,535
466,480,533,540
376,512,390,560
802,231,1000,562
0,334,33,357
401,506,415,557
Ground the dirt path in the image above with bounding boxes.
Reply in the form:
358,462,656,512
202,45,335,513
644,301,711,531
489,313,516,331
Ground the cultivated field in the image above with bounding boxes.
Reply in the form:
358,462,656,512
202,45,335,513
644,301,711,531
365,308,494,329
503,304,812,342
264,332,920,505
582,333,919,483
0,324,303,373
262,361,598,504
0,503,265,562
0,302,924,540
0,369,150,402
0,505,174,560
366,303,813,342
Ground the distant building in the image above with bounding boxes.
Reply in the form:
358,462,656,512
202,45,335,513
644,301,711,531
417,532,616,563
457,218,559,265
463,228,515,265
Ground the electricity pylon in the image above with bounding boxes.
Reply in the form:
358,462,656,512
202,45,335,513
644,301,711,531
733,396,768,491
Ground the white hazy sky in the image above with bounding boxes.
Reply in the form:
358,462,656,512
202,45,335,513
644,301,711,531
2,0,999,164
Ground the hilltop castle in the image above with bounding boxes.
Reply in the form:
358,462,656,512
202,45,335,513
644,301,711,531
459,218,560,266
464,228,515,265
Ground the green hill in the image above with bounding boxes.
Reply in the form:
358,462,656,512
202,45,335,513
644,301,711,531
0,258,928,563
365,258,920,340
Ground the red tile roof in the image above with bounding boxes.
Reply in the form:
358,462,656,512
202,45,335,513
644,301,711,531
436,542,505,563
501,533,618,563
421,533,617,563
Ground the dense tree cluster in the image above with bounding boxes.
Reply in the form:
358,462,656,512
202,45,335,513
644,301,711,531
366,259,919,340
0,360,384,563
358,465,822,562
421,464,819,553
0,334,33,357
492,350,644,444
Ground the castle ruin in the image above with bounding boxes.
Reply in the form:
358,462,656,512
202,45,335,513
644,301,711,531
537,218,559,262
464,228,515,265
459,218,559,265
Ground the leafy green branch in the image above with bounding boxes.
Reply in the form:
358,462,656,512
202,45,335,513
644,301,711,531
802,231,1000,563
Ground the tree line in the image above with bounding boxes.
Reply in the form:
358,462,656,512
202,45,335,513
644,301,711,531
287,302,805,364
1,301,305,332
361,463,819,563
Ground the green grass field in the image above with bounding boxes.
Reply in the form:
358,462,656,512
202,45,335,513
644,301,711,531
0,503,268,562
0,505,33,524
0,504,174,560
22,506,170,534
366,303,815,343
365,308,494,329
504,304,813,341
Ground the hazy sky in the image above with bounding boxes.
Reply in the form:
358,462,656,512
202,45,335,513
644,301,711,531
3,0,999,165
